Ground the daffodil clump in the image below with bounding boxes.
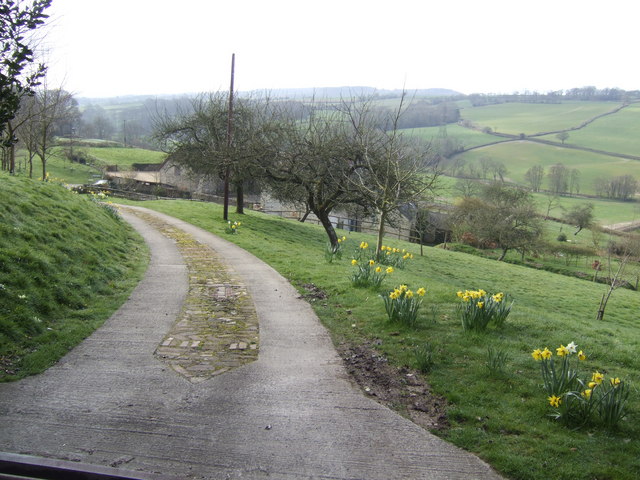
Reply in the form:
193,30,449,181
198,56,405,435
325,236,347,263
456,289,512,331
378,245,414,269
350,257,393,288
531,342,630,429
382,284,426,326
87,189,119,220
225,220,241,234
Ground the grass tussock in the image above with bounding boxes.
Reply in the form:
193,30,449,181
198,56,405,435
0,173,148,380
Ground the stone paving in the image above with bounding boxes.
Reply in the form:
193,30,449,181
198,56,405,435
126,209,259,383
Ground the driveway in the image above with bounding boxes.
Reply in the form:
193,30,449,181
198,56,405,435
0,206,502,479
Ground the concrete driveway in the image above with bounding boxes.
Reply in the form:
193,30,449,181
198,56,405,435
0,206,502,479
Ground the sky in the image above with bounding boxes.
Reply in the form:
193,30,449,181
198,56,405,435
42,0,640,98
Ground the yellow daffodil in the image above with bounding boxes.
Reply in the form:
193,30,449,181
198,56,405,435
610,377,621,387
369,259,375,266
548,395,562,408
386,267,394,274
375,266,382,273
582,389,592,399
456,291,463,298
588,381,597,389
406,290,414,298
532,349,543,361
556,345,570,357
360,241,368,249
592,371,604,385
541,347,552,360
476,301,484,309
351,259,358,266
578,350,586,361
417,287,426,296
399,284,408,292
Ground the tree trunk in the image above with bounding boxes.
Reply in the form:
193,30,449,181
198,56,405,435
299,208,311,223
315,208,338,248
8,143,15,174
498,247,508,261
235,182,244,214
375,210,388,261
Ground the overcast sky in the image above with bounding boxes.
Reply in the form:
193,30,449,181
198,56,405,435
43,0,639,98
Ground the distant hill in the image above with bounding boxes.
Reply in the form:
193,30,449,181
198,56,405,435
77,87,462,105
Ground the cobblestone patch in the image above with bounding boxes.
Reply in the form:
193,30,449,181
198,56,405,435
124,209,259,383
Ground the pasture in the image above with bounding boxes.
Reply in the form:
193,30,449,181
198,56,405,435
459,101,620,135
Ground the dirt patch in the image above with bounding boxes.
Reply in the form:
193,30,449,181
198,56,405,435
337,341,449,432
298,283,329,301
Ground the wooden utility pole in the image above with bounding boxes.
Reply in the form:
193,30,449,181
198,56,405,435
223,53,235,221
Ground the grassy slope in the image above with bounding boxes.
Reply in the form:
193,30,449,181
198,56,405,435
119,199,639,480
540,102,640,156
459,101,618,135
0,173,148,380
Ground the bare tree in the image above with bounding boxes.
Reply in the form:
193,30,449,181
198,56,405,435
547,163,569,195
25,87,78,180
596,249,632,321
339,93,439,256
524,165,544,192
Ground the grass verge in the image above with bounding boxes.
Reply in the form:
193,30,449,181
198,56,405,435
0,173,148,380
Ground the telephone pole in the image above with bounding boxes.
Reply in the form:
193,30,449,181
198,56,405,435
223,53,235,221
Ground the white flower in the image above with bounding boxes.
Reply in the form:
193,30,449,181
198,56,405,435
566,341,577,354
18,294,27,299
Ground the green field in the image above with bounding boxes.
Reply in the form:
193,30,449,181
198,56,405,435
540,102,640,156
459,101,620,136
85,147,166,169
404,124,504,149
454,141,640,196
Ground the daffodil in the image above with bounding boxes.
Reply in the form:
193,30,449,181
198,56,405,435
541,347,552,360
359,241,368,249
351,259,358,266
582,389,592,399
386,267,394,274
548,395,562,408
369,259,375,266
456,291,463,298
416,287,426,296
476,301,484,309
405,290,414,298
592,371,604,385
566,341,577,354
578,350,586,361
610,377,621,387
375,266,382,273
532,349,543,361
588,381,597,389
399,284,408,292
556,345,570,357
